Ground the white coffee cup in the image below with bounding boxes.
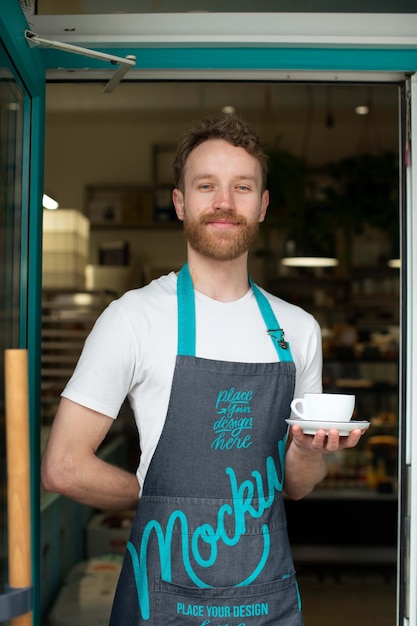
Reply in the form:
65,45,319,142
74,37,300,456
290,392,355,422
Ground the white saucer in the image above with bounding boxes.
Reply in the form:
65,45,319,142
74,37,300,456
285,418,370,436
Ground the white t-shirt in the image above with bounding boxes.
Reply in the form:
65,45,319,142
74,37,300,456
62,272,322,488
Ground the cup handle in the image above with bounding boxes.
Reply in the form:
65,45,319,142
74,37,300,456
290,398,305,419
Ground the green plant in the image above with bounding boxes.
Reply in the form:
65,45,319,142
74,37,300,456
321,151,399,238
266,142,307,226
265,146,399,261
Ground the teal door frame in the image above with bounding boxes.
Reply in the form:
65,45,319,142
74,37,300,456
36,19,417,626
0,1,45,623
39,44,417,74
4,3,417,625
27,9,417,75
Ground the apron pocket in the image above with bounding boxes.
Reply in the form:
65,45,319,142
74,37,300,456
152,574,303,626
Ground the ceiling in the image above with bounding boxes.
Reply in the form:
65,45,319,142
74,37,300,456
45,80,399,118
45,80,400,173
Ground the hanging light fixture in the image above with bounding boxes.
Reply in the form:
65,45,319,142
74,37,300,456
281,233,339,268
279,86,339,270
355,104,370,116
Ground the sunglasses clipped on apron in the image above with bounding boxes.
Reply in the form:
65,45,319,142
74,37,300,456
110,264,303,626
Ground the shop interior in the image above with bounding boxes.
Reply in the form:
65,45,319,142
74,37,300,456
41,79,400,625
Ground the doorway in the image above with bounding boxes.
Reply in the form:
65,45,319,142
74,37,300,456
41,79,401,625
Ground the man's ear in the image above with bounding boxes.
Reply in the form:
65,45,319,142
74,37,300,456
259,189,269,223
172,188,185,221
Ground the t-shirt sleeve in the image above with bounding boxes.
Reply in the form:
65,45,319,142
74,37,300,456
61,300,137,419
292,317,323,400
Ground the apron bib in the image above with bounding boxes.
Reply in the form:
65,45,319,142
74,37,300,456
110,265,303,626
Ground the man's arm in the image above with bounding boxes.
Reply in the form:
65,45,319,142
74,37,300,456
41,397,140,510
284,424,365,500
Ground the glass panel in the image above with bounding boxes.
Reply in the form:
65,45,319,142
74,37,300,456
0,40,24,594
36,0,417,14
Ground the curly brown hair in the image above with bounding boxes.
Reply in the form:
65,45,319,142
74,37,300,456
173,113,268,193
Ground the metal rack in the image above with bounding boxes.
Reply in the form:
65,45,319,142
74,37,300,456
41,289,115,426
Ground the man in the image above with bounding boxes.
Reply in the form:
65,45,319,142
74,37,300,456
42,114,364,625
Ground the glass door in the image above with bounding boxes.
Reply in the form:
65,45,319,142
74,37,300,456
0,37,25,604
0,1,46,624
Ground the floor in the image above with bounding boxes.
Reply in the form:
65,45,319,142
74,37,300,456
298,565,397,626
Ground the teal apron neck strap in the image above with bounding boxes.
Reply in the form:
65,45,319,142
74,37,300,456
249,278,293,362
177,263,196,356
177,263,293,361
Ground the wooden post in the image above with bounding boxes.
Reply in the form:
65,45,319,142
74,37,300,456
5,349,32,626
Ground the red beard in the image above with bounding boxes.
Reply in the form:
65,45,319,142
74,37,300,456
183,210,260,261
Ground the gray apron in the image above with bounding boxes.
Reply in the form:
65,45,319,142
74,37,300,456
110,264,303,625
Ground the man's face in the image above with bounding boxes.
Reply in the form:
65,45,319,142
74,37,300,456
172,139,269,261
